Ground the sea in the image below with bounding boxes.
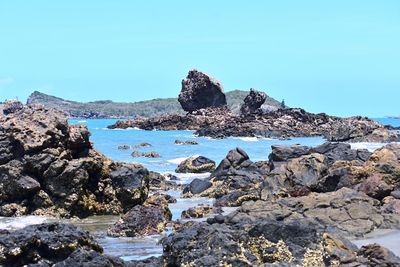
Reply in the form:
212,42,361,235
0,117,399,261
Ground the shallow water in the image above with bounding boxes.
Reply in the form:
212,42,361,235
1,118,399,261
353,229,400,256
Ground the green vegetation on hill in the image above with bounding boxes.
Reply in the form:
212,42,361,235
27,90,282,118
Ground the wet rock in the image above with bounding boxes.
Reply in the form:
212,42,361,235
131,151,160,158
110,164,149,211
178,70,226,112
181,205,213,219
183,178,212,195
107,198,172,237
174,139,198,145
176,156,215,173
132,142,152,149
53,248,126,267
240,89,266,115
0,104,151,218
117,145,130,150
357,243,400,267
0,223,102,266
148,171,177,190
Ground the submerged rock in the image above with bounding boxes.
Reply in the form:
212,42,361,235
176,156,216,173
174,139,198,145
178,70,227,112
240,88,266,115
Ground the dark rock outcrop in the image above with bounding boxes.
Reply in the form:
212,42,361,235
175,156,216,173
0,223,102,266
108,106,400,143
107,194,172,237
0,104,149,218
183,178,212,195
240,89,266,115
178,70,227,112
190,148,266,206
161,212,400,266
174,139,198,145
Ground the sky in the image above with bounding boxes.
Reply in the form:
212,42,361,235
0,1,399,117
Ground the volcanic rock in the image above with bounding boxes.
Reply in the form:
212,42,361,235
240,89,266,115
176,156,216,173
178,70,226,112
0,104,149,218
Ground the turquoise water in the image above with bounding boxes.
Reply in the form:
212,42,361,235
70,119,326,173
1,118,397,262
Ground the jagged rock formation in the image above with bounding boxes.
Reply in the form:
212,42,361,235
161,216,400,266
108,106,400,142
178,70,227,112
0,101,149,218
240,88,266,115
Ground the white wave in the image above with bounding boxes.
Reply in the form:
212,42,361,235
237,137,259,142
350,142,388,152
167,155,200,165
173,172,211,184
77,120,87,123
0,216,50,230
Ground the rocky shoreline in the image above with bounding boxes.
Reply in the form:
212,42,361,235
1,99,400,266
108,71,400,143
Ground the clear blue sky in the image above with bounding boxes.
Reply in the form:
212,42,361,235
1,1,399,117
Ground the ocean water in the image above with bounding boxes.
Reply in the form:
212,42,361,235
1,118,399,261
70,119,327,174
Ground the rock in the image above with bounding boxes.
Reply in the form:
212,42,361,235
132,142,152,149
213,147,252,174
117,145,130,150
110,164,149,211
178,70,227,112
197,148,266,206
176,156,216,173
0,223,102,266
142,151,160,158
174,139,198,145
357,243,400,266
181,205,213,219
0,104,151,218
131,151,161,158
382,196,400,214
391,191,400,199
240,89,266,115
107,198,172,237
183,178,212,195
244,188,400,237
2,100,24,115
269,144,310,162
107,106,400,143
53,248,126,267
310,142,371,165
161,218,362,266
148,171,177,190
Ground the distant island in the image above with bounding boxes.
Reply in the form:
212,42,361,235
26,90,282,119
